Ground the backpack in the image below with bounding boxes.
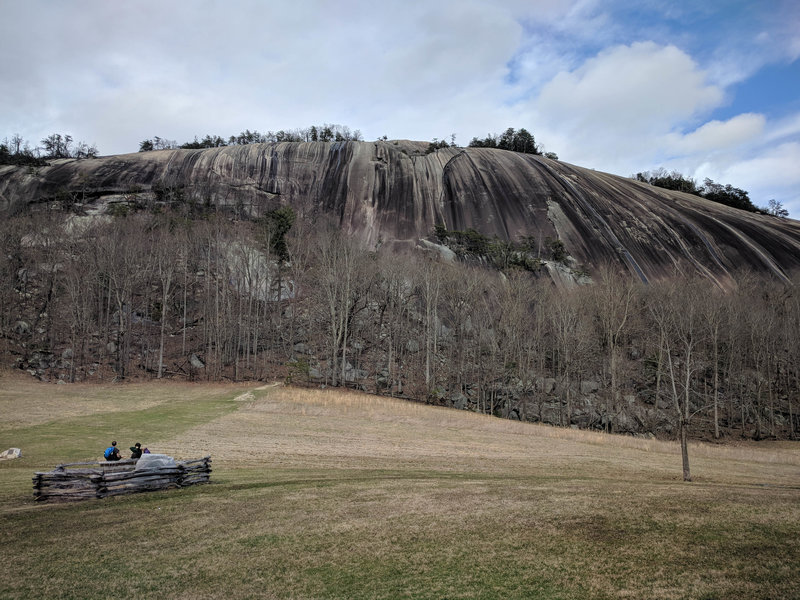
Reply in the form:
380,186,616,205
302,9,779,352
104,447,114,459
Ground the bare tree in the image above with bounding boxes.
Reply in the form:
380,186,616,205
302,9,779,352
148,222,178,378
591,265,638,433
91,216,155,379
61,230,97,381
438,264,487,403
371,252,416,396
309,226,376,386
647,279,710,481
0,216,25,346
551,286,593,427
419,257,445,395
701,285,727,439
495,271,537,418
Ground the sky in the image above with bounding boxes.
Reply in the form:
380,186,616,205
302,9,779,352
1,0,799,215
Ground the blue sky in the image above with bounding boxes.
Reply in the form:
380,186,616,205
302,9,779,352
1,0,798,215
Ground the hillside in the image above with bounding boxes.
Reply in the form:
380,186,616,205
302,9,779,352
0,142,799,443
2,141,800,285
1,379,798,599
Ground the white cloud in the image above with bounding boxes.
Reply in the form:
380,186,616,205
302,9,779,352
693,142,800,212
0,0,537,151
720,142,800,187
536,42,722,133
663,113,765,154
528,42,725,174
763,112,800,144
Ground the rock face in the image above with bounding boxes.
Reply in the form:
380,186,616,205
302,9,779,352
2,140,800,283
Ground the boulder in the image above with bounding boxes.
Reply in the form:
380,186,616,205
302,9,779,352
32,352,53,370
536,378,556,394
416,239,457,263
571,413,595,429
539,402,562,425
451,394,468,410
614,412,638,434
189,353,205,369
343,363,368,382
134,453,176,471
0,448,21,460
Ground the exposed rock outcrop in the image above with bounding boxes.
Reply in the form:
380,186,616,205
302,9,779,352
2,140,799,284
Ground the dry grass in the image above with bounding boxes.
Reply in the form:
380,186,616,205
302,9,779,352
158,385,800,486
0,378,798,599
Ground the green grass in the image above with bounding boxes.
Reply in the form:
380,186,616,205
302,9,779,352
0,378,798,599
5,393,240,464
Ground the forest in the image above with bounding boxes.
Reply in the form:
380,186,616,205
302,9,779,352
1,203,798,447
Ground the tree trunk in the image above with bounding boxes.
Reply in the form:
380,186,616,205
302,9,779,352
157,300,167,379
680,418,691,482
713,334,720,439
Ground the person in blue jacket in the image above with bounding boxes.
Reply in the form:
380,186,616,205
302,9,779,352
104,441,121,461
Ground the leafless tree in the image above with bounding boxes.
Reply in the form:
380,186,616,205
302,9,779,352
147,221,178,378
700,285,727,439
591,264,639,432
418,257,445,396
93,217,150,379
0,217,25,347
646,279,712,481
309,226,376,386
371,252,416,396
551,286,593,427
60,229,96,381
494,271,537,418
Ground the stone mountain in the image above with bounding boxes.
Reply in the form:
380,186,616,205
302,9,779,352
2,140,799,285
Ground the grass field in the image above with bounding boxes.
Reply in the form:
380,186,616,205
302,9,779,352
0,372,798,599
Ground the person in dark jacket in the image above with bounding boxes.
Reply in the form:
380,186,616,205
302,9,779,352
130,442,143,459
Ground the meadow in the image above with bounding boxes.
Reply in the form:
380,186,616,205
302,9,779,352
0,372,798,599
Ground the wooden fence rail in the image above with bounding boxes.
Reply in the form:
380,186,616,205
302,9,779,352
33,456,212,501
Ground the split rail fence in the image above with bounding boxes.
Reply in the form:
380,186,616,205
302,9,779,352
32,456,212,501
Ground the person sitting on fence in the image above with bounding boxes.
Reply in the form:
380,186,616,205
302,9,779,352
104,441,121,461
130,442,143,459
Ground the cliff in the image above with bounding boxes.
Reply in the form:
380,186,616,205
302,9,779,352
2,140,799,284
